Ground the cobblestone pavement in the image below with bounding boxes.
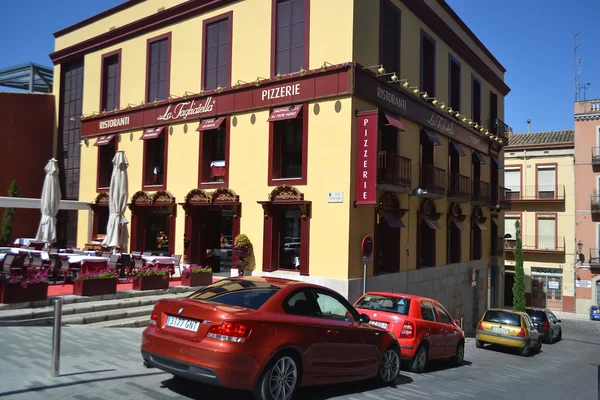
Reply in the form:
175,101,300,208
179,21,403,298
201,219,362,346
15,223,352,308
0,326,598,400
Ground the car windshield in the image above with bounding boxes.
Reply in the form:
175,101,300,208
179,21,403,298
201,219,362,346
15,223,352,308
188,279,280,310
526,309,547,321
483,310,522,327
355,295,410,315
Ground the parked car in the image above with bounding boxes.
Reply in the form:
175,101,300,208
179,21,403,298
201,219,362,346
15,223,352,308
525,307,562,343
591,306,600,321
476,308,542,356
353,292,465,373
141,277,401,400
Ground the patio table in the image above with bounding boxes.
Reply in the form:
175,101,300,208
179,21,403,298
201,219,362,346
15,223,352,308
142,256,176,265
9,248,50,261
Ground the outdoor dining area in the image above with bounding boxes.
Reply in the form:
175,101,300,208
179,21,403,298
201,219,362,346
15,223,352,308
0,153,213,304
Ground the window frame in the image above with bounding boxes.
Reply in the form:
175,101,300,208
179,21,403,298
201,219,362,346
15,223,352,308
270,0,311,77
142,129,169,191
198,117,231,189
99,49,122,113
420,29,436,97
268,104,308,186
535,163,558,199
201,12,233,91
379,0,401,76
448,54,461,111
434,302,453,325
310,288,360,322
471,74,482,125
535,212,558,250
420,300,437,322
145,32,172,104
96,136,118,192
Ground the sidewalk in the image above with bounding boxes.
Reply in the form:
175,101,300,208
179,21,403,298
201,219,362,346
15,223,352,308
552,310,591,321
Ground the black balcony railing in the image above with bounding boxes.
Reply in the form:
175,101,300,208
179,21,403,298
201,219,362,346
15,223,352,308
420,164,445,195
447,173,471,200
491,186,509,208
505,235,565,253
488,118,511,139
589,249,600,264
591,195,600,213
592,147,600,165
505,185,565,201
377,151,411,189
472,181,491,204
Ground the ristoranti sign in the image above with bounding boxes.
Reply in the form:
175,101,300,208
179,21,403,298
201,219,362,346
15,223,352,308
356,111,378,206
354,69,490,154
81,67,351,137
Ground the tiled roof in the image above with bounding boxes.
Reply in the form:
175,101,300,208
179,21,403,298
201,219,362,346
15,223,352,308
506,130,574,147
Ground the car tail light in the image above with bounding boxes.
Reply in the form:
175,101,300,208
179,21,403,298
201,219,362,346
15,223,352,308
543,321,550,330
400,321,414,338
517,327,526,337
477,321,483,331
149,312,158,326
207,321,251,343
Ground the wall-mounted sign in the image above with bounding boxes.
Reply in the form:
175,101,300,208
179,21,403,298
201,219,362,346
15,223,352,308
576,280,591,288
355,111,377,205
327,191,343,203
547,281,560,289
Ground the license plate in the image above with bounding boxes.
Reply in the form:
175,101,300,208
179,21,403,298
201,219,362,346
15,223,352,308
166,315,200,332
491,326,509,334
369,320,388,329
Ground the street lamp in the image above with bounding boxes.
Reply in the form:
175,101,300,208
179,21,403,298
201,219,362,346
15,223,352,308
574,240,588,313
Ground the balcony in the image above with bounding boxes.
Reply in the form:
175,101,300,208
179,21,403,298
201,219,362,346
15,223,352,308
592,147,600,166
491,186,509,209
420,164,446,196
505,185,565,203
589,249,600,264
505,235,565,254
377,151,411,192
488,118,511,139
447,173,471,201
472,181,491,204
591,195,600,213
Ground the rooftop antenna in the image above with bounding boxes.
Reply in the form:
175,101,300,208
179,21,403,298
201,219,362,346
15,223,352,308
574,32,582,101
527,119,531,134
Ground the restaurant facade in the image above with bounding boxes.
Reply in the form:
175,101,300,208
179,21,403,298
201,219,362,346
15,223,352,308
51,0,510,330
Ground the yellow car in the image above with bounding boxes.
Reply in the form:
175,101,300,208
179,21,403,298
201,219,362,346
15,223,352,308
476,308,542,356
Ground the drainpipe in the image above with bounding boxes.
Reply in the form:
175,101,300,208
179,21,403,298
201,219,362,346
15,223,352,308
527,119,531,134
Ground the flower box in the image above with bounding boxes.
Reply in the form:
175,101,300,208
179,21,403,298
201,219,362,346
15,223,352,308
132,274,169,291
0,282,48,304
181,272,213,287
74,278,118,296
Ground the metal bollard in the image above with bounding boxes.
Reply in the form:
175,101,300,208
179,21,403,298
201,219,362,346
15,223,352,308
51,298,63,378
597,364,599,400
363,263,367,295
460,317,463,329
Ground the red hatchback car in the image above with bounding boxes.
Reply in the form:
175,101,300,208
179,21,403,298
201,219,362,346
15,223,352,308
354,292,465,373
141,277,401,400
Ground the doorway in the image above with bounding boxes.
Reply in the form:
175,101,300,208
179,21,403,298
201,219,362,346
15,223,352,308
188,207,234,275
504,272,514,308
129,191,176,256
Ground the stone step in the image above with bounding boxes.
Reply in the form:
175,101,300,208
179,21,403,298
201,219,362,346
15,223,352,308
0,291,193,325
63,304,155,325
86,314,153,328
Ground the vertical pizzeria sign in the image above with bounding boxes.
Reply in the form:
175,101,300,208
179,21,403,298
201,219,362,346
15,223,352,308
356,111,378,205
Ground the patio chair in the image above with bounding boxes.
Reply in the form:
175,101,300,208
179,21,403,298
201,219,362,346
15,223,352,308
108,254,119,270
131,251,141,257
142,251,152,257
172,254,182,276
54,257,80,286
101,251,112,258
29,253,47,273
1,254,22,276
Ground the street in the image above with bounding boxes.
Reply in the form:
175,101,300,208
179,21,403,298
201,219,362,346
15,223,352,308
0,319,598,400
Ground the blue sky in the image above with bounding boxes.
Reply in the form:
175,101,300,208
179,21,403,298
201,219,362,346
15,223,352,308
2,0,599,134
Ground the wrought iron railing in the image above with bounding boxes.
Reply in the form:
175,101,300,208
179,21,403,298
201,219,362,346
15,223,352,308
591,195,600,213
505,235,565,252
505,185,565,201
491,186,509,208
488,117,511,139
472,181,491,203
420,164,446,195
447,173,471,200
377,151,411,189
592,147,600,165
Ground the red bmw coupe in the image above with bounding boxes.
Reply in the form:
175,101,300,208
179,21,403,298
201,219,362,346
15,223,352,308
141,277,401,400
354,292,465,373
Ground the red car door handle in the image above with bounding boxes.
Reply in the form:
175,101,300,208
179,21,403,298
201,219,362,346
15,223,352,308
327,329,338,336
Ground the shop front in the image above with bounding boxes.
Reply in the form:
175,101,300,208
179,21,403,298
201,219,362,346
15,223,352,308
181,188,240,275
129,190,176,255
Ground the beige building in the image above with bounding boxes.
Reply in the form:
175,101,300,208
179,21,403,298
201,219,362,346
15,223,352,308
503,130,575,312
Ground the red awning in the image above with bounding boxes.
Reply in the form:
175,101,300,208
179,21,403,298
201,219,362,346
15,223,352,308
94,135,115,146
196,116,226,132
268,105,302,122
384,113,406,131
140,126,165,140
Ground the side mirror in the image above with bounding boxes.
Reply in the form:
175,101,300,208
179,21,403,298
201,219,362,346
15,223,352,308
556,319,561,323
454,319,461,327
359,313,370,324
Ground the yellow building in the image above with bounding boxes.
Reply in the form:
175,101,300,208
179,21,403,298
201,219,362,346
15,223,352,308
51,0,510,330
504,130,575,312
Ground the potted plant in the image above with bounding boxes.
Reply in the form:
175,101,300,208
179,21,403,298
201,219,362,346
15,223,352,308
181,265,213,287
132,266,170,291
0,270,48,304
592,190,600,212
73,269,119,296
232,234,253,259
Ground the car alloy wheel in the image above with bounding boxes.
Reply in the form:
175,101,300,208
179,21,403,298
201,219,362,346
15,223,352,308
378,348,400,383
453,341,464,366
410,345,428,373
268,356,298,400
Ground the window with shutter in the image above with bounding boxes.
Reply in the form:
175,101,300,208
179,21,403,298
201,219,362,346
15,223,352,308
537,166,556,199
380,1,400,74
204,18,230,90
504,217,518,240
147,37,170,103
505,168,520,200
536,216,556,250
275,0,305,75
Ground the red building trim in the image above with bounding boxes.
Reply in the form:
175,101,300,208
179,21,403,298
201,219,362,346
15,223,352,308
270,0,311,77
99,48,122,113
198,116,231,189
201,11,233,90
142,129,169,192
145,32,172,104
267,104,309,186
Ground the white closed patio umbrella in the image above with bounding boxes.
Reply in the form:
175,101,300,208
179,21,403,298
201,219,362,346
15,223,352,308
102,151,129,250
35,158,61,244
